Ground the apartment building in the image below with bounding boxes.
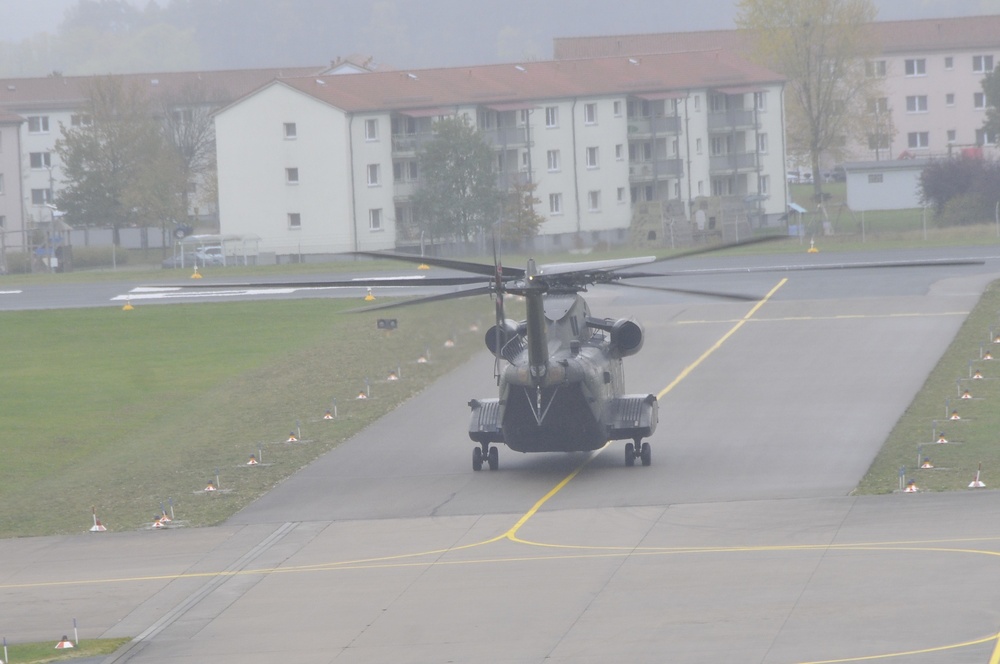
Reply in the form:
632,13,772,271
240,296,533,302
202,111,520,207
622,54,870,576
214,50,786,259
553,14,1000,162
0,65,328,256
0,111,24,257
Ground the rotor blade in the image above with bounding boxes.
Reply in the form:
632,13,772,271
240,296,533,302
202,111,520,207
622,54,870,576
157,275,489,290
619,257,986,279
353,251,525,278
343,285,494,313
606,280,762,301
644,235,789,266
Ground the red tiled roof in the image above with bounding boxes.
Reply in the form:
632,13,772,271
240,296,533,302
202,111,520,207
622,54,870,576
274,50,783,114
0,66,326,112
553,14,1000,59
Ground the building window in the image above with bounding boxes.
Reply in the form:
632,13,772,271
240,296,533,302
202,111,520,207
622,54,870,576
946,93,955,106
905,59,926,76
0,215,5,227
906,96,928,113
615,144,624,160
760,174,770,195
288,212,301,228
617,186,625,203
546,149,560,171
583,103,597,125
71,114,92,127
977,128,998,145
545,106,558,128
907,132,929,149
0,175,4,195
947,129,957,143
31,188,52,204
613,100,622,117
757,133,768,153
868,173,883,184
283,122,297,139
754,91,768,111
693,95,700,111
369,208,383,231
975,92,987,109
585,146,599,168
27,116,49,133
29,152,52,169
549,192,562,214
868,134,890,151
285,167,299,184
868,97,888,113
588,190,601,211
974,55,994,73
367,163,380,186
365,118,378,140
866,60,887,77
696,138,703,154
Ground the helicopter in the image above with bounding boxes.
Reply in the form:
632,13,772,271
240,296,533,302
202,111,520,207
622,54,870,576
160,238,985,471
347,236,789,470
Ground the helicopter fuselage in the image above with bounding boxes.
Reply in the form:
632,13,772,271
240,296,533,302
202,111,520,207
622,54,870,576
469,291,657,454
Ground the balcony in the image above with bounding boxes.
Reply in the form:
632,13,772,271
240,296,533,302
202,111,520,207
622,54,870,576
709,152,759,172
707,109,757,131
627,115,681,136
628,159,684,181
480,125,528,147
391,132,435,154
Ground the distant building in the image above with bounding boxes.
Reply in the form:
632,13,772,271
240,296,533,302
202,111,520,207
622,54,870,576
843,159,929,211
215,50,787,260
0,110,25,258
0,64,356,259
553,14,1000,163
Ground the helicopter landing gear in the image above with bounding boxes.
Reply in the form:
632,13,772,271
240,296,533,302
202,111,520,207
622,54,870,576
625,440,651,467
473,444,499,471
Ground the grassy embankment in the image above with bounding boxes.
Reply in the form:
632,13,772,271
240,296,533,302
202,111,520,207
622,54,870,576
0,296,487,537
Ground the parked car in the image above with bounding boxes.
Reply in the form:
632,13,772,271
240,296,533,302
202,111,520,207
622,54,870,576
162,253,197,269
195,246,225,266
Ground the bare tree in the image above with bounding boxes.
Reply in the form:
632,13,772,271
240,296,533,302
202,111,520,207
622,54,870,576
737,0,883,197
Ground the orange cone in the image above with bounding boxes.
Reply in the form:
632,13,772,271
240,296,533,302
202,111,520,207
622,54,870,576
287,432,298,442
950,410,961,420
921,457,934,469
323,410,334,420
937,433,948,444
204,480,217,492
55,636,74,649
247,454,259,465
904,479,919,492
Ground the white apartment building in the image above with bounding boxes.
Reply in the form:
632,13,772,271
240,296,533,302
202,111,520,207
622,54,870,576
554,14,1000,163
215,50,786,259
0,65,328,256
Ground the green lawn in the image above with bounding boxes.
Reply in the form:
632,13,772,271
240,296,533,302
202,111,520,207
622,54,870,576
0,297,487,537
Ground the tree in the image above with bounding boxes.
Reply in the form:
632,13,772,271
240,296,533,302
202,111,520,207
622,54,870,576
920,156,1000,226
498,179,544,250
736,0,882,197
982,66,1000,143
411,116,502,245
55,75,186,243
159,81,220,217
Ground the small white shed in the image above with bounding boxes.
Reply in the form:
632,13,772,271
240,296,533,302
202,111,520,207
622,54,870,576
843,158,929,211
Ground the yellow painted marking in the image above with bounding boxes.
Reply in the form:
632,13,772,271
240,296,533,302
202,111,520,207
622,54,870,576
674,311,970,325
658,278,786,400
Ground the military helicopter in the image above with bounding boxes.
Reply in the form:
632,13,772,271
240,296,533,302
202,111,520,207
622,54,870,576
163,238,984,471
346,236,787,470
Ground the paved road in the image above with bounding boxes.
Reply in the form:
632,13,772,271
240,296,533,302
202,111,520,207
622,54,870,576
3,247,1000,663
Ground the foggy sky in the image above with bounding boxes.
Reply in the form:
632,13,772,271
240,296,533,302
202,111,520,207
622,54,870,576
2,0,998,70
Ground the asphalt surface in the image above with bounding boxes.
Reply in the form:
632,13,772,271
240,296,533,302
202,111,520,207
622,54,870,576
3,246,1000,663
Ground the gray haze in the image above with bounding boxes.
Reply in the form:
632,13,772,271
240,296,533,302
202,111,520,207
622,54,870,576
1,0,998,71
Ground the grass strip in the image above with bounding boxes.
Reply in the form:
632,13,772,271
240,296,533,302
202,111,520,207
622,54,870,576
857,280,1000,493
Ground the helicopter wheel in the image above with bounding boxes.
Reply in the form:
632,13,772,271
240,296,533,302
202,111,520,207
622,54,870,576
624,442,635,467
472,446,483,471
640,442,652,467
487,446,499,471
